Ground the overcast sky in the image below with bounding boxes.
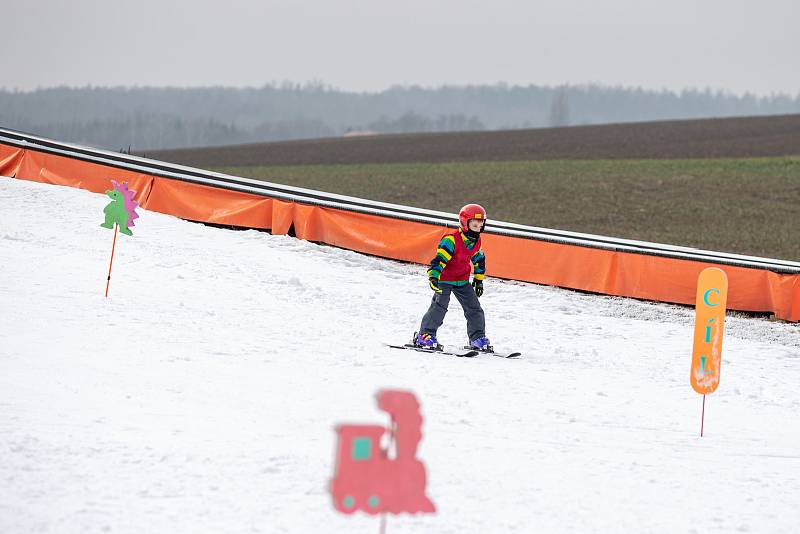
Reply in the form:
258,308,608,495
2,0,798,96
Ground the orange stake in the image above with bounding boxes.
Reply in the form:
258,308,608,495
105,223,119,297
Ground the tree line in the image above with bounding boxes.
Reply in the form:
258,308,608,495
1,82,798,150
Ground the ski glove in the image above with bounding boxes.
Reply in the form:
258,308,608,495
472,279,484,297
429,277,442,294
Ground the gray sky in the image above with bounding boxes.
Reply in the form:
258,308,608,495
2,0,798,95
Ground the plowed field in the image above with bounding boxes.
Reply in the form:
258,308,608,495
148,114,800,167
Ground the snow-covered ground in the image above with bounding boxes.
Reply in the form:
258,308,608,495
1,176,798,534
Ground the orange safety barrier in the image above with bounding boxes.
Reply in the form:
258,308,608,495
145,176,273,229
5,142,799,322
17,148,156,200
0,144,24,177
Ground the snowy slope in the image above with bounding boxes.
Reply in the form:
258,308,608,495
1,177,798,534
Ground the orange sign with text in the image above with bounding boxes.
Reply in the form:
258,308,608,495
690,267,729,394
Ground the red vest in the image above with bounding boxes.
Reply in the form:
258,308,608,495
440,231,481,282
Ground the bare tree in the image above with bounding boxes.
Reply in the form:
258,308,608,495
548,88,571,127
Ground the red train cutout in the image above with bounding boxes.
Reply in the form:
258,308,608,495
331,389,436,515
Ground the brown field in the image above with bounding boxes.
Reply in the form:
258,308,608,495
148,114,800,168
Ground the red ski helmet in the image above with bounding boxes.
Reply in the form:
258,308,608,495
459,203,487,232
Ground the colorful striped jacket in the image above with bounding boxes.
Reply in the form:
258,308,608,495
427,230,486,286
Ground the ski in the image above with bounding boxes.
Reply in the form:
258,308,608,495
462,346,522,358
385,343,480,358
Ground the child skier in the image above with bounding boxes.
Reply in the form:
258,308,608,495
414,203,490,351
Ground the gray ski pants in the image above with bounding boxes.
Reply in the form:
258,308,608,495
419,283,485,342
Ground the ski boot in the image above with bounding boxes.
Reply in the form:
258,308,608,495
413,331,442,351
469,336,493,353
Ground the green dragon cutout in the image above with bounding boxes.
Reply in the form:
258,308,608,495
100,180,139,236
